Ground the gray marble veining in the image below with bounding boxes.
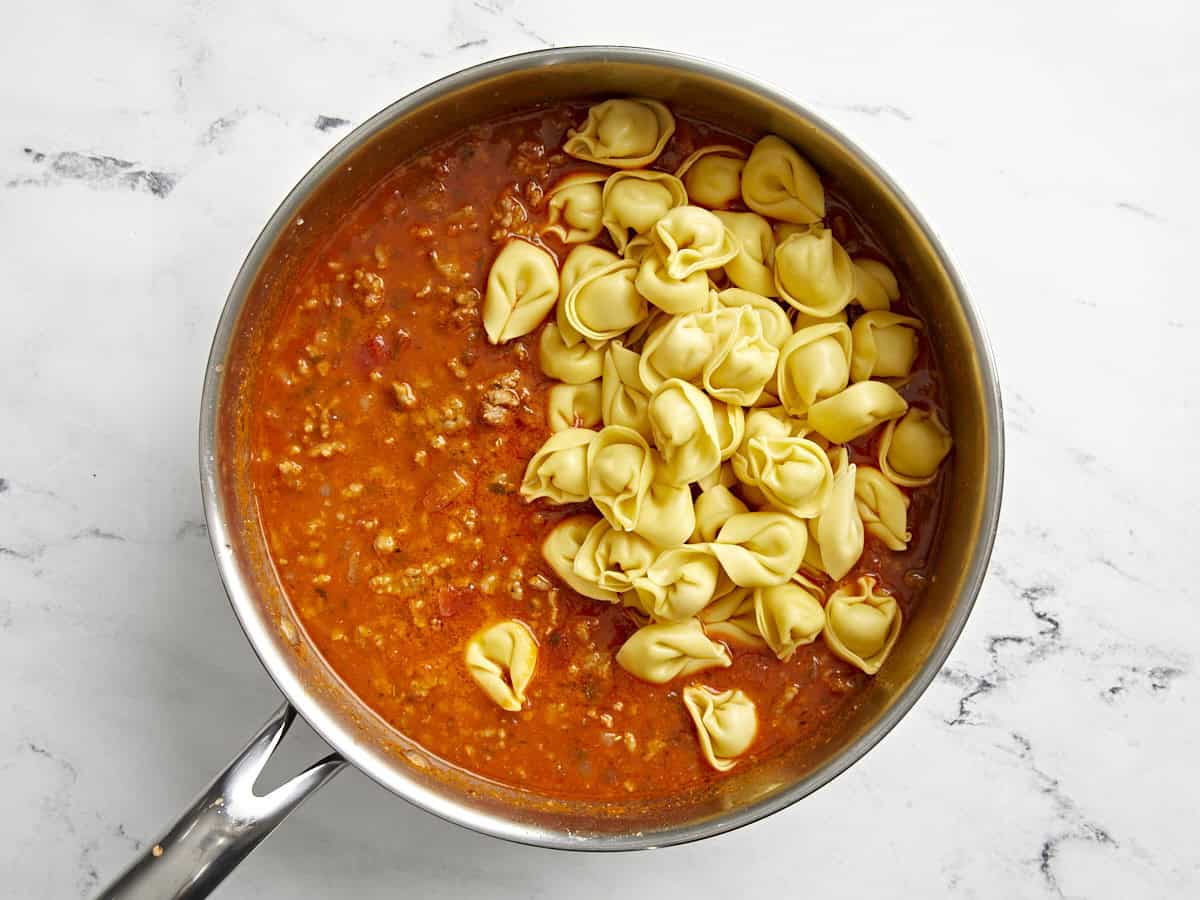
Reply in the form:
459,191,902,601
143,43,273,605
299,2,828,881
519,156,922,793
2,0,1197,897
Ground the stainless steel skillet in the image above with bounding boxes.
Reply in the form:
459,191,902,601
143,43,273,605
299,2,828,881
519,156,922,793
99,45,1004,899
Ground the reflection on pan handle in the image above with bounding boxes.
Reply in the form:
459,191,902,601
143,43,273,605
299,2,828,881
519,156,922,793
95,703,346,899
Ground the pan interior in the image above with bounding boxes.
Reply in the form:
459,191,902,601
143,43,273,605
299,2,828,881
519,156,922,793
202,47,1000,849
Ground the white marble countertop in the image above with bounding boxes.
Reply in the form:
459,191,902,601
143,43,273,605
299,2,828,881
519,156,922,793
2,1,1196,897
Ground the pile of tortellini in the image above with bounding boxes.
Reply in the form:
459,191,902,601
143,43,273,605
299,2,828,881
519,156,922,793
473,98,953,772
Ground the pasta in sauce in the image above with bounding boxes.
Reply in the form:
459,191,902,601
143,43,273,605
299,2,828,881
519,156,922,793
250,101,950,800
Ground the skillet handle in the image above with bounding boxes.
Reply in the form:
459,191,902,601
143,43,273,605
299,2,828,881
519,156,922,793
96,703,346,900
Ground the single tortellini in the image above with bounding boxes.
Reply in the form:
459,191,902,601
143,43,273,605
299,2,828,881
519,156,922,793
547,381,603,432
634,477,696,548
808,448,864,580
602,170,688,253
600,342,652,440
878,408,953,486
776,322,852,414
633,545,723,623
587,425,655,530
675,145,747,209
648,379,722,485
557,244,621,346
853,258,900,311
807,381,908,444
732,434,833,519
697,587,765,649
741,134,824,224
639,308,731,391
539,322,604,384
712,400,746,461
563,259,647,347
651,206,739,280
714,211,777,297
774,226,855,319
615,619,731,684
755,576,826,660
823,575,902,675
543,172,605,244
635,251,711,315
710,512,807,587
682,685,757,772
855,466,911,551
519,428,595,504
697,460,738,491
850,311,921,382
464,620,538,712
482,239,560,344
574,517,658,594
702,306,780,406
542,514,619,602
564,98,675,169
692,484,750,542
717,288,792,350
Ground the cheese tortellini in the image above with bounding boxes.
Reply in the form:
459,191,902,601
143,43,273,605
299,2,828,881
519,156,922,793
823,576,902,675
712,399,746,461
635,251,710,315
557,244,620,346
544,172,605,244
574,517,658,594
805,448,864,580
639,308,728,391
539,322,604,384
717,288,792,350
615,619,731,683
564,98,676,169
698,587,765,649
511,103,952,765
542,514,619,603
546,381,603,432
682,685,757,771
776,323,852,415
464,620,538,712
702,306,779,406
714,211,777,297
587,425,655,530
651,206,739,280
634,478,696,548
602,170,688,252
807,380,908,444
755,577,826,660
852,258,900,311
692,483,750,542
733,433,833,519
850,311,921,382
879,408,953,486
854,466,911,551
774,225,855,319
562,258,647,346
676,145,746,209
633,545,723,622
600,342,652,440
710,512,807,587
741,135,824,224
520,428,595,504
483,239,560,344
648,379,722,484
